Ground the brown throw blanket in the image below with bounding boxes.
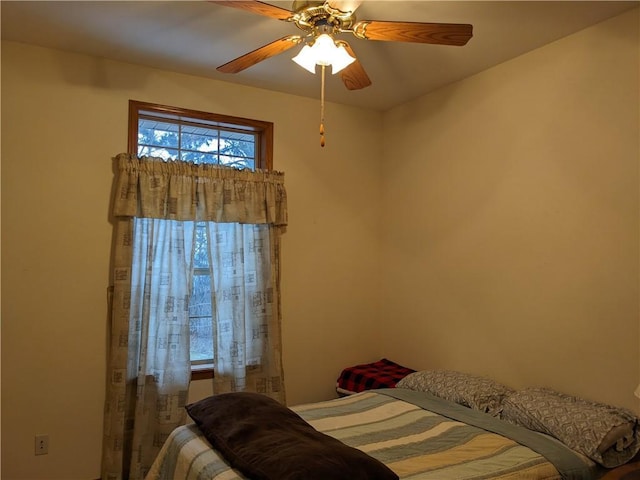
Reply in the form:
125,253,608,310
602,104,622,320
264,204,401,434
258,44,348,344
186,392,399,480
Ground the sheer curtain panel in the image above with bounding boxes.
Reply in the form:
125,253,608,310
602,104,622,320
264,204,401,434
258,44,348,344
102,154,288,480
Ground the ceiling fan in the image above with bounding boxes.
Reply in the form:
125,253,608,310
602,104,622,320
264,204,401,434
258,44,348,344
211,0,473,90
210,1,472,146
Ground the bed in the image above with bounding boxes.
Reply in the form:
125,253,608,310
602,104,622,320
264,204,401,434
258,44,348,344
145,371,639,480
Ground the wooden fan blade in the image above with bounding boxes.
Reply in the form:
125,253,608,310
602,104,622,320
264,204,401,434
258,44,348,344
208,1,293,20
325,0,363,15
352,20,473,46
337,42,371,90
217,35,303,74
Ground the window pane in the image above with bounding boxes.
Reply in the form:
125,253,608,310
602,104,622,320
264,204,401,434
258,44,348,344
220,155,255,170
190,316,213,362
189,274,213,316
220,130,255,145
190,274,213,362
181,132,220,153
181,150,219,165
138,146,179,160
138,119,179,148
220,137,255,158
193,223,209,269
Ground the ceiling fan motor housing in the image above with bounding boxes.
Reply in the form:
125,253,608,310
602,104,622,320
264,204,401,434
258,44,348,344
291,1,356,33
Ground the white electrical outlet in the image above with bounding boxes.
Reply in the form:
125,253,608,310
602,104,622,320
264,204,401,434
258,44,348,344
35,434,49,455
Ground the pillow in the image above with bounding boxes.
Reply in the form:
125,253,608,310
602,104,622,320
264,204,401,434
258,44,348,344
336,358,416,394
396,369,513,415
186,392,399,480
500,387,640,468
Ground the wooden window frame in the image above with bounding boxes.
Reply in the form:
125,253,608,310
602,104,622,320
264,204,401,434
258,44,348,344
128,100,273,170
128,100,274,380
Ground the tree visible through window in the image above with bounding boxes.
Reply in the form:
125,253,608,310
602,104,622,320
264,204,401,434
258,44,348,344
128,100,273,378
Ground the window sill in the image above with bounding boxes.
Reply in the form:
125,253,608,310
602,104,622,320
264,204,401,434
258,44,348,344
191,364,214,381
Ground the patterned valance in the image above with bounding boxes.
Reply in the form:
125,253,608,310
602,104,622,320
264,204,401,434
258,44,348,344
112,153,287,225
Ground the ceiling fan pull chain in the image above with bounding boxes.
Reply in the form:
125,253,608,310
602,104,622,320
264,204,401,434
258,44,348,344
320,64,326,147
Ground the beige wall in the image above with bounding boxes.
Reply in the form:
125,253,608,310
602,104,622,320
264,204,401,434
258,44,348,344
380,9,639,413
1,42,383,479
1,7,639,480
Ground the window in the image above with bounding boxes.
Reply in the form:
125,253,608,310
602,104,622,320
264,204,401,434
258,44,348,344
128,100,273,379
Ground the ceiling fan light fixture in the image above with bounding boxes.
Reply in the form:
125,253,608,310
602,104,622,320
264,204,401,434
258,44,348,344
310,33,339,66
292,33,355,74
330,43,356,74
292,45,318,73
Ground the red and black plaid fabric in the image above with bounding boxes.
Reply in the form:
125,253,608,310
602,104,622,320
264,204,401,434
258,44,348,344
336,358,416,394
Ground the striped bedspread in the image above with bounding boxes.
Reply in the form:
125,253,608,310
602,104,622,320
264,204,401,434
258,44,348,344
145,389,597,480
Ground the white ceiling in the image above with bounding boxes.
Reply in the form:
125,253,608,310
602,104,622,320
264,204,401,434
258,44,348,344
2,1,637,111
